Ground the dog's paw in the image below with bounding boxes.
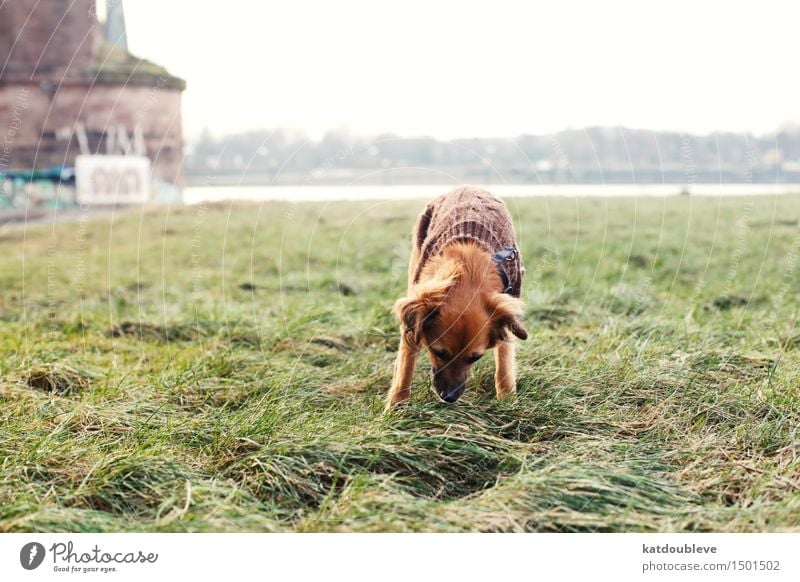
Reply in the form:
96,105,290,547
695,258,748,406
495,386,517,400
383,395,410,413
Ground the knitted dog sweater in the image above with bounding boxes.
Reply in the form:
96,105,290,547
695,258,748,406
412,186,524,297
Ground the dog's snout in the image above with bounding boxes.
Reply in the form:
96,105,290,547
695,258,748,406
439,384,465,403
432,369,466,403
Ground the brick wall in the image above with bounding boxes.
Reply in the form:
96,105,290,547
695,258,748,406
0,83,184,183
0,0,97,79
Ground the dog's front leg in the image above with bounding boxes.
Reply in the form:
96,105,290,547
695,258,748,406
386,336,419,410
494,340,517,399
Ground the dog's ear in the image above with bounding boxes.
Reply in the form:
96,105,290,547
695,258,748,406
393,296,430,345
488,293,528,341
393,262,460,345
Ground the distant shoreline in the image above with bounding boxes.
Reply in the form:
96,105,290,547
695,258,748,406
183,183,800,205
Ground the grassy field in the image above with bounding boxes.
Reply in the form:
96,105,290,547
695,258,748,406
1,194,799,532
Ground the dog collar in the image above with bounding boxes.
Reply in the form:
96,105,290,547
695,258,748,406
492,247,517,294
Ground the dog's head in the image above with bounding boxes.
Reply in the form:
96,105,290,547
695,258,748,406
394,244,527,403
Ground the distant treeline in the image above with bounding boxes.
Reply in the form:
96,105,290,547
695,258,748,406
185,126,800,185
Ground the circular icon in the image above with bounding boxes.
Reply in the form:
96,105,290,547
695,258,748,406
20,542,46,570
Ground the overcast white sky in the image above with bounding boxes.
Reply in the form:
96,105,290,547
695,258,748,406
123,0,799,140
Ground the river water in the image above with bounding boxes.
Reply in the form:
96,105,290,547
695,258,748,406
183,183,800,205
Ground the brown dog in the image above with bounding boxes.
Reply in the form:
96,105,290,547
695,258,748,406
386,186,527,409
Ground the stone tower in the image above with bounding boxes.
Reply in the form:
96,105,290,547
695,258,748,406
0,0,185,184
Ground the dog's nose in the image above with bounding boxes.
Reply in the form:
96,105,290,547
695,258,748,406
440,390,461,403
438,384,465,403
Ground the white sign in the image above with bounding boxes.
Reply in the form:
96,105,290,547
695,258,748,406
75,155,151,204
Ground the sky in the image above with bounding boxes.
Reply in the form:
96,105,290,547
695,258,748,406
122,0,799,140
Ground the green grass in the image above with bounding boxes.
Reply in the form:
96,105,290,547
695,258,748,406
1,194,799,532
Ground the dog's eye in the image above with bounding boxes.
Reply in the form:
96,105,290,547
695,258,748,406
466,353,484,364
